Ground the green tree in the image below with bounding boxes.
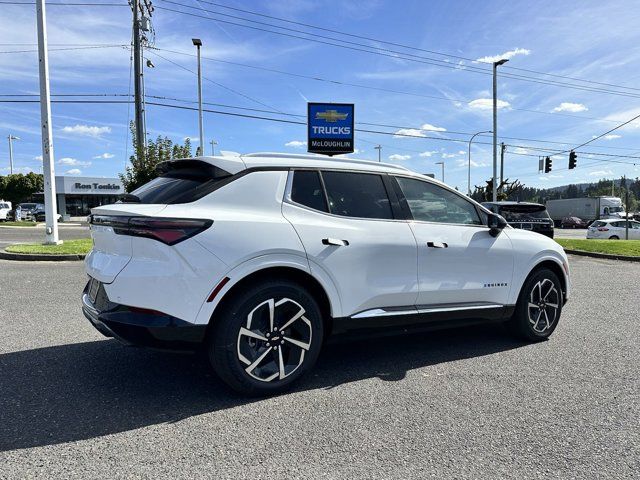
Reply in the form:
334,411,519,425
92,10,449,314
119,123,193,192
0,172,44,205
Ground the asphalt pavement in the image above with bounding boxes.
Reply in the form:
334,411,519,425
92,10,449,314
0,224,90,248
0,256,638,478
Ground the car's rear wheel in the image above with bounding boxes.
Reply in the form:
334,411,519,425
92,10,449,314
609,235,619,240
508,268,562,342
209,279,324,396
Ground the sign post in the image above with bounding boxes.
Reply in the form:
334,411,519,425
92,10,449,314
307,103,354,156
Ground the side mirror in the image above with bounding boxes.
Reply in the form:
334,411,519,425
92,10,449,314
488,213,508,237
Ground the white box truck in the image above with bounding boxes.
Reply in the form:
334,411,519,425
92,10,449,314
545,196,626,226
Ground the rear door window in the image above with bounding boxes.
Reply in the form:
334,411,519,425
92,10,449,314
321,171,393,219
291,170,328,212
127,161,232,204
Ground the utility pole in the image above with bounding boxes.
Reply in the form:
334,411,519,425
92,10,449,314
492,58,509,202
374,144,381,162
209,139,217,156
7,135,19,175
132,0,147,155
36,0,60,244
192,38,204,156
436,161,445,183
625,188,629,240
499,142,506,193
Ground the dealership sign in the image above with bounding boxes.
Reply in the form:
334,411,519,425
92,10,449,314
307,103,354,156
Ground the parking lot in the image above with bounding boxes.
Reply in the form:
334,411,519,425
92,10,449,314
0,253,638,479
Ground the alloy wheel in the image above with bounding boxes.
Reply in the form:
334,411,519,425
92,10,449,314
236,298,312,382
527,278,560,333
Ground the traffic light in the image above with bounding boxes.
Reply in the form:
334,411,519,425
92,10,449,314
544,156,552,173
569,150,577,169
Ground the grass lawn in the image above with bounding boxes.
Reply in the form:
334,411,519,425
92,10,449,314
0,221,37,227
556,238,640,257
5,238,92,255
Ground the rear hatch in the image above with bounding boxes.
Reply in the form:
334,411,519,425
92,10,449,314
498,204,553,231
86,159,233,283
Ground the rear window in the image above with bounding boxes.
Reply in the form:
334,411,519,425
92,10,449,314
322,171,393,219
591,221,606,228
498,205,550,221
126,161,232,204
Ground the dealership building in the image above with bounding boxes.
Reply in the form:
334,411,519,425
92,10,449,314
43,176,124,217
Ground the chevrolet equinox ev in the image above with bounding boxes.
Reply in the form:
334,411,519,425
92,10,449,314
83,153,571,395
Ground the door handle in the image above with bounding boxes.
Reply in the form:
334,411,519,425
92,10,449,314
427,241,448,248
322,238,349,246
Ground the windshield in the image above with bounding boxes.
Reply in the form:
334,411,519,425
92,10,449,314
0,203,9,209
608,206,624,213
499,205,550,221
19,203,36,210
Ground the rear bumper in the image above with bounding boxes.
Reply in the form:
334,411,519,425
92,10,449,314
81,280,206,351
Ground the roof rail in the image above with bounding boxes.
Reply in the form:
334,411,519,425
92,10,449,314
241,152,410,171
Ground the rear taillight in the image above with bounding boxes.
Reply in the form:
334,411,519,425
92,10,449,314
597,227,609,231
89,215,212,245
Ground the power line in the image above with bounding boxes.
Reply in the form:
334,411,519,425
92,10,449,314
556,112,640,155
192,0,640,94
150,47,626,125
0,44,129,54
0,2,128,5
155,2,640,99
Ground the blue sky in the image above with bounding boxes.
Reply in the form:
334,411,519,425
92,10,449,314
1,0,640,190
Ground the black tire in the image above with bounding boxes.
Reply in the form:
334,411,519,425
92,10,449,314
609,235,619,240
209,279,324,396
508,268,563,342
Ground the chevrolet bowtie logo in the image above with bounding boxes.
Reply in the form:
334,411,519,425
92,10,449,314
315,110,348,122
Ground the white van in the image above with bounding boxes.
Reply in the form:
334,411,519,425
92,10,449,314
0,201,12,221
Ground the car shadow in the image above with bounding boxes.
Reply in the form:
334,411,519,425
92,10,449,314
0,323,524,452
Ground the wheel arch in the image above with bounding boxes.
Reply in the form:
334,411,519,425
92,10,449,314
200,264,337,338
516,258,568,305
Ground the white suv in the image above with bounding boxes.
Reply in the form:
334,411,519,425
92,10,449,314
83,153,570,395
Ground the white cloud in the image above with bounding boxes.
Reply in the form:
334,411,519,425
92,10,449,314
420,123,447,132
93,152,115,159
603,134,621,140
442,153,458,159
552,102,588,113
58,157,91,167
394,128,425,138
588,170,614,176
468,98,511,110
475,48,531,64
184,136,199,142
389,154,411,161
285,140,307,148
513,147,529,154
34,155,43,161
419,151,437,157
61,124,111,137
456,158,487,168
66,168,82,175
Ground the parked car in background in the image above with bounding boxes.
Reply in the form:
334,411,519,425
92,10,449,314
16,203,38,221
481,201,554,238
587,219,640,240
560,216,588,229
0,201,12,221
83,153,570,395
32,204,63,222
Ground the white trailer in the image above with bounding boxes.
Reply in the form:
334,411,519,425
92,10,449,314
545,196,625,225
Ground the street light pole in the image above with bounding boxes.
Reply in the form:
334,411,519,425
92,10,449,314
209,139,217,156
7,135,19,175
467,130,491,196
436,161,445,183
492,58,509,202
192,38,204,156
36,0,60,244
374,145,381,162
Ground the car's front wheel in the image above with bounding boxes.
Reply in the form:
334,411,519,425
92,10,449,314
508,268,563,341
209,279,324,396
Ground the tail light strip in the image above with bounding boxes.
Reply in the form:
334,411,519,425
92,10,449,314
89,215,212,245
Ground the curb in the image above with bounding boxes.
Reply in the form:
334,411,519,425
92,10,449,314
0,249,86,262
564,249,640,262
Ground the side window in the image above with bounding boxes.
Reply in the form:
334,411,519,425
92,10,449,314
321,171,393,219
291,170,328,212
395,176,482,225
